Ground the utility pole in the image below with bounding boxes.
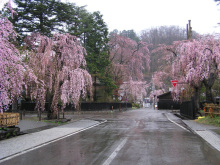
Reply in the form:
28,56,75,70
186,20,192,40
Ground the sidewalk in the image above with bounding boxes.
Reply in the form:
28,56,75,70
0,118,104,162
17,120,58,134
182,119,220,152
166,111,220,152
16,114,84,133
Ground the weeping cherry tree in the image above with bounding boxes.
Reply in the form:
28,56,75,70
25,33,93,118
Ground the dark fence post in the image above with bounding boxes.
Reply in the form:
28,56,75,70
191,96,195,119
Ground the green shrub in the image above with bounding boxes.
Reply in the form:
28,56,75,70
196,116,220,127
132,103,141,109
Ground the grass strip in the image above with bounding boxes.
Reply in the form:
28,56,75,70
196,116,220,127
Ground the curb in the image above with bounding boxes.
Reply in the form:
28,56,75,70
182,120,220,152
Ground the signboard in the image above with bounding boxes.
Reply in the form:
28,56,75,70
171,80,178,87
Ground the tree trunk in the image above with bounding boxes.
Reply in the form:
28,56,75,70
50,89,60,119
49,72,60,119
94,75,97,102
12,98,18,112
205,86,214,103
193,86,201,114
203,73,215,103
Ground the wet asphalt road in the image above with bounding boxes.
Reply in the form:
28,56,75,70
1,109,220,165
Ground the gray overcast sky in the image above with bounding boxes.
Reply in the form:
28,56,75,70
64,0,220,35
1,0,220,35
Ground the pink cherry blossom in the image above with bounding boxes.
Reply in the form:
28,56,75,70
0,13,24,113
154,34,220,112
109,34,150,102
24,33,92,117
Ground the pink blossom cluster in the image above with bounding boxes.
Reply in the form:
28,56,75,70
153,35,220,101
0,4,92,114
61,68,93,109
109,34,150,81
109,34,150,101
172,35,220,88
119,79,149,102
153,71,169,90
25,33,93,114
0,14,24,113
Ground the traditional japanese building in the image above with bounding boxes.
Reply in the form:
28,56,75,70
157,92,180,110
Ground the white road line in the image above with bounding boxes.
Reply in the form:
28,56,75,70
102,137,128,165
165,114,190,132
0,120,107,163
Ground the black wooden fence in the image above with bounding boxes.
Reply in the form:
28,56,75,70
20,102,132,112
158,99,180,110
80,102,131,111
180,98,196,119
